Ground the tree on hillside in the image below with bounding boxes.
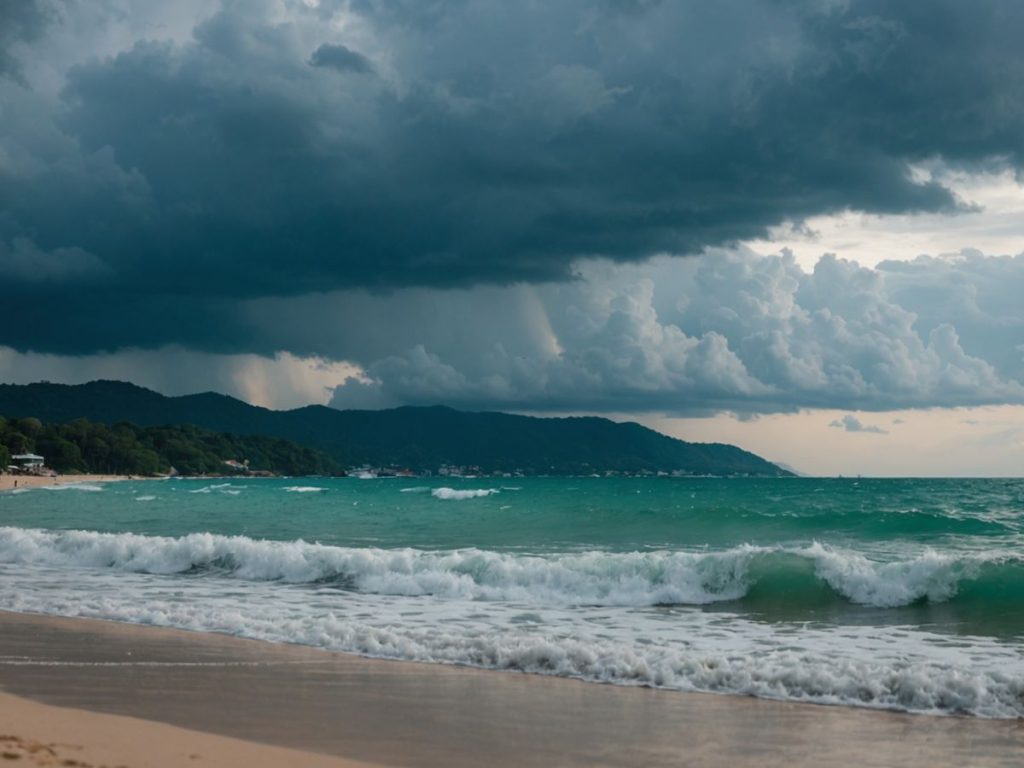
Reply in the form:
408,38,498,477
33,435,85,473
3,432,31,454
17,417,42,437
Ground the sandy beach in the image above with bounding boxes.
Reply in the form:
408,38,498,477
0,690,374,767
0,611,1020,767
0,474,133,491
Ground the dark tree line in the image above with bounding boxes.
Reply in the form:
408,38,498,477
0,416,342,476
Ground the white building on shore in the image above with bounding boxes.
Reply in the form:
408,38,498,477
8,453,46,474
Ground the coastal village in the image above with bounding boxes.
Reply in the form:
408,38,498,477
4,451,712,481
349,464,705,478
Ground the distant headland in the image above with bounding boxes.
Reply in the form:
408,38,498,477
0,381,791,478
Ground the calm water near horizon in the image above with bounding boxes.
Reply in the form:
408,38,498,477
1,476,1022,717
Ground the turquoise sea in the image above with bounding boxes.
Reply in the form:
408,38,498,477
1,476,1022,716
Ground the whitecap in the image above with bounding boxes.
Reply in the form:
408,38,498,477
803,542,975,608
431,487,498,500
43,483,104,492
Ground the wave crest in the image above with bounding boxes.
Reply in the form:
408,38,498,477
0,528,1017,609
806,542,977,607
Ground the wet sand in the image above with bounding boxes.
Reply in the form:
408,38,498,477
0,611,1021,767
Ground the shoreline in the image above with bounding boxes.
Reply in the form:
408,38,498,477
0,474,319,491
0,473,137,491
0,610,1021,767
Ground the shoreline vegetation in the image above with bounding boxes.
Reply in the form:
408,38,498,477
1,415,342,478
0,610,1021,767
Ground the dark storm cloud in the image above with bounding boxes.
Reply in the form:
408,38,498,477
309,43,373,74
3,0,1024,354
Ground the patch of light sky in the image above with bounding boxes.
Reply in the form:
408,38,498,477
743,164,1024,269
637,406,1024,478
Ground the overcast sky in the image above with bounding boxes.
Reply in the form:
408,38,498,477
3,0,1024,475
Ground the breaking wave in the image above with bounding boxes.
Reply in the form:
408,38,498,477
42,483,105,492
188,483,244,495
0,527,1018,610
1,526,1023,717
431,488,499,500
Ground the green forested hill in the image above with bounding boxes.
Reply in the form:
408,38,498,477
0,417,340,476
0,381,790,476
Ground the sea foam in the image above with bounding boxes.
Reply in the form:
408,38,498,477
1,562,1022,718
